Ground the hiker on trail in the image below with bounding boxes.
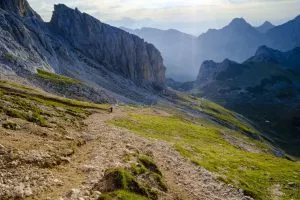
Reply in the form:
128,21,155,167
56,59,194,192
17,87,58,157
109,107,113,113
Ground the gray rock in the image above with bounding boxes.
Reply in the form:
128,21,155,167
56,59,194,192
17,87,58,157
24,185,33,197
0,0,166,104
50,4,165,88
0,144,6,154
0,0,42,20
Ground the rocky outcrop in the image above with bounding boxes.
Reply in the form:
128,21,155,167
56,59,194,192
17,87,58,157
195,60,218,87
0,0,41,20
49,4,165,89
195,59,245,88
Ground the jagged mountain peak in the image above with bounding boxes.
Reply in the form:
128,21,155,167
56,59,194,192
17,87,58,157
256,21,275,33
255,45,278,55
221,17,260,35
246,45,283,63
53,4,81,15
51,4,85,22
262,21,273,26
228,17,250,27
247,46,300,69
222,58,236,64
0,0,41,20
202,60,217,66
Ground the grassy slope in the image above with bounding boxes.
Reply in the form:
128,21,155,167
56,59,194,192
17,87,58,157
112,101,300,200
0,80,110,128
1,79,299,199
170,93,259,137
37,69,82,85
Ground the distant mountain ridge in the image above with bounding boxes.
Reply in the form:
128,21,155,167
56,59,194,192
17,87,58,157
197,17,269,64
124,15,300,81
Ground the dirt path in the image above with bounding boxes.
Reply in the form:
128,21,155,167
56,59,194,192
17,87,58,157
30,107,249,200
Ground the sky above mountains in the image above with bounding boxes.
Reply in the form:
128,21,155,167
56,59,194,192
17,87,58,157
28,0,300,35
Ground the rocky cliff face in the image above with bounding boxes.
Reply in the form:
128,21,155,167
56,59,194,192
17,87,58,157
195,59,245,88
0,0,41,19
121,27,198,81
0,0,166,103
49,4,165,88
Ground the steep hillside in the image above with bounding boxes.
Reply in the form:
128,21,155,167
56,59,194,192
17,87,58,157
194,46,300,157
0,80,299,200
0,0,165,104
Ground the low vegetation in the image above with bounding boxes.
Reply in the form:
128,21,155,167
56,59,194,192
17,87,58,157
173,93,258,137
112,109,300,200
0,80,110,129
2,121,19,130
98,154,167,200
98,190,148,200
37,69,81,85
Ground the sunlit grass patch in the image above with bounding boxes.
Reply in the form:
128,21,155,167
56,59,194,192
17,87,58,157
37,69,81,85
111,113,300,200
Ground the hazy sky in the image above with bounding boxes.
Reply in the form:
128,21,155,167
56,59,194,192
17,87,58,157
28,0,300,35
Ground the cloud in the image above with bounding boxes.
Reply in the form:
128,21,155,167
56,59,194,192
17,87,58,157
27,0,300,35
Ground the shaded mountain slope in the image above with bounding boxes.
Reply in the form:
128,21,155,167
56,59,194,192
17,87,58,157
194,46,300,157
267,15,300,51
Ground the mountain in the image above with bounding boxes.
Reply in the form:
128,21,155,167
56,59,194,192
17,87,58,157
1,1,300,199
256,21,275,33
122,16,300,82
247,45,300,70
267,15,300,51
0,1,165,104
121,27,198,81
194,46,300,156
197,18,270,63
